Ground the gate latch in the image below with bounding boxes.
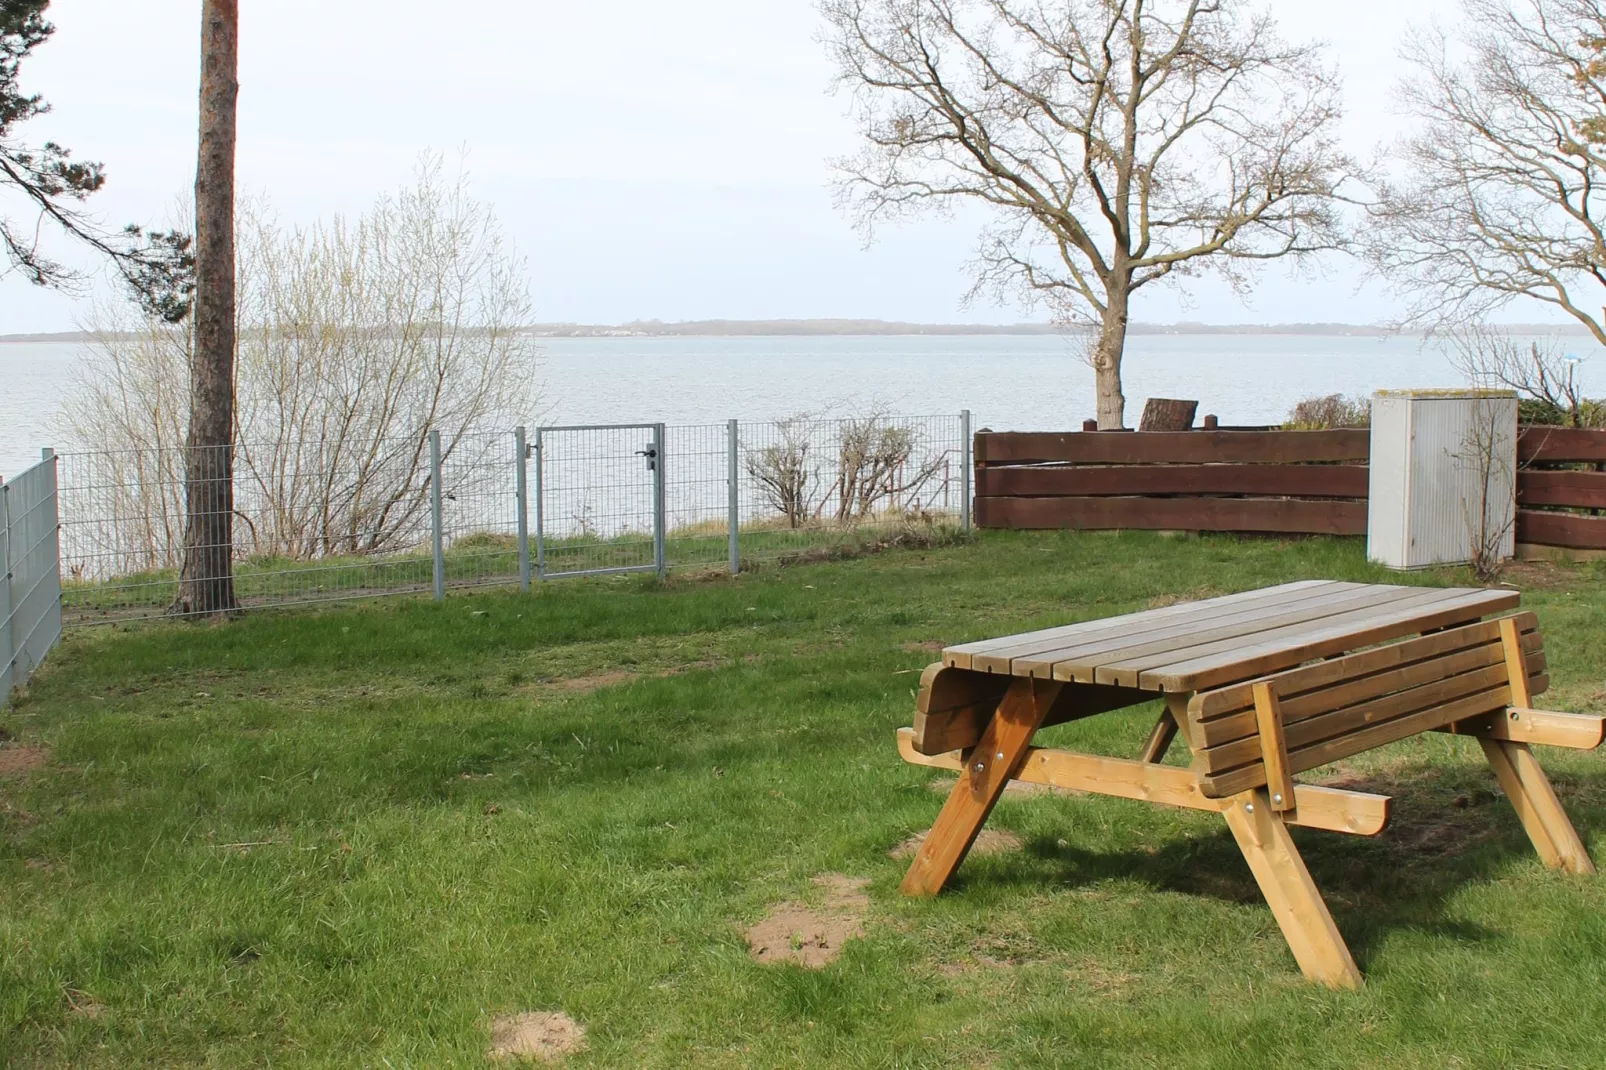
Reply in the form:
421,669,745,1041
636,443,658,472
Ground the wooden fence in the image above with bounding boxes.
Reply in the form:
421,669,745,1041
975,426,1606,551
974,430,1370,535
1517,427,1606,551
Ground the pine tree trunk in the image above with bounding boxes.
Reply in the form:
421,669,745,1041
172,0,239,617
1092,280,1130,430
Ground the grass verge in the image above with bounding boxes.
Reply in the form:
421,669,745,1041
5,530,1606,1067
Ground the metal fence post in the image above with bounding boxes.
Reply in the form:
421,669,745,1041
727,419,740,576
514,426,531,591
429,430,445,601
653,422,668,580
0,477,12,701
533,427,545,580
960,409,973,533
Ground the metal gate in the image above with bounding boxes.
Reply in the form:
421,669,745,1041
533,423,666,580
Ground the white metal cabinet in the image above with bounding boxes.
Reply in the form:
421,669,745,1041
1367,390,1518,570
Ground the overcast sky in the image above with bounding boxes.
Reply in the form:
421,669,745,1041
0,0,1481,332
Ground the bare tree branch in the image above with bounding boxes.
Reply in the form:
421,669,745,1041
1369,0,1606,344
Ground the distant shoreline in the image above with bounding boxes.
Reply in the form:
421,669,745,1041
0,319,1595,344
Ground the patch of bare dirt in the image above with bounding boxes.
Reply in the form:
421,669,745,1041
745,874,870,969
1313,762,1506,858
1498,559,1578,590
488,1011,586,1064
926,776,1082,798
0,745,47,779
890,828,1022,860
902,640,945,654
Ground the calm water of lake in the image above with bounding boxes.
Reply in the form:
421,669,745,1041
4,333,1603,477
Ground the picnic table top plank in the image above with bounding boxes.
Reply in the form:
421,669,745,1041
941,580,1337,669
985,581,1374,675
941,583,1521,694
1030,585,1434,684
1140,588,1520,692
1090,586,1477,688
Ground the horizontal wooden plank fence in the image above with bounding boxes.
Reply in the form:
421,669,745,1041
974,430,1370,536
1516,427,1606,551
975,426,1606,551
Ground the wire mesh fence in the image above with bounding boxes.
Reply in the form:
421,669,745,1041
55,412,969,625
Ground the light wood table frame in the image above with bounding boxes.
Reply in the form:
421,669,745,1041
899,581,1603,988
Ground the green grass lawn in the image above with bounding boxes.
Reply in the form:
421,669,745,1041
5,530,1606,1068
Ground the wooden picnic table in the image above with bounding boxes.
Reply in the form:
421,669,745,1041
897,580,1605,988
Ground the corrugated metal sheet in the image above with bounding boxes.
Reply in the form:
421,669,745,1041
1368,391,1517,570
2,456,62,703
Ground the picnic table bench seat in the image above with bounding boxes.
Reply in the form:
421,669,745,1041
897,581,1605,988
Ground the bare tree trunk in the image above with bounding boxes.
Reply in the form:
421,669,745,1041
172,0,239,617
1093,278,1130,430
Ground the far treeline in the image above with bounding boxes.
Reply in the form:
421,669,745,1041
8,0,1606,614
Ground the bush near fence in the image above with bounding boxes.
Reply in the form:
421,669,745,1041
975,425,1606,552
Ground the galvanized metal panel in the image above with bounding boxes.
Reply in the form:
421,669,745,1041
2,457,61,702
1368,391,1517,570
0,480,13,701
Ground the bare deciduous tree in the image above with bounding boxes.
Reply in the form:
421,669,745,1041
60,161,539,577
821,0,1356,427
1370,0,1606,339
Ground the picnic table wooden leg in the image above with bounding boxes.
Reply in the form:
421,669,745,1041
1138,696,1184,764
1479,738,1594,875
901,676,1063,897
1222,788,1363,989
1485,616,1594,874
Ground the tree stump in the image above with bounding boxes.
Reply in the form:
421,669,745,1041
1139,398,1199,431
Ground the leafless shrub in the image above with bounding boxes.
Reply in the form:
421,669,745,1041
743,411,953,529
830,414,946,521
1286,395,1371,430
1456,394,1519,583
744,415,819,529
59,155,538,575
